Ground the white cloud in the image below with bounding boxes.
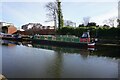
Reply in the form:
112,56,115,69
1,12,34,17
43,21,54,26
0,3,2,21
1,0,55,2
90,8,118,26
1,1,119,28
1,0,119,2
2,5,48,27
62,0,119,2
3,6,32,24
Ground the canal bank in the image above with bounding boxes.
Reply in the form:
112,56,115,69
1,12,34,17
1,37,120,48
0,31,94,48
1,30,120,48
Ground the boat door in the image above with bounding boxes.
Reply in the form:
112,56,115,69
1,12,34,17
80,32,90,43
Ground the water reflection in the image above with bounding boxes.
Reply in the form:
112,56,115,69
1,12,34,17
0,40,119,78
0,40,20,47
47,51,63,78
1,40,120,58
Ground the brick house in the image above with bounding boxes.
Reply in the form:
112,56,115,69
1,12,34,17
0,22,17,34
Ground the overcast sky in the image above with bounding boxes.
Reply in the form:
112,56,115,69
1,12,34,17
0,0,119,28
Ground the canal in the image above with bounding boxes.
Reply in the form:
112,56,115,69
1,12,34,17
0,40,120,78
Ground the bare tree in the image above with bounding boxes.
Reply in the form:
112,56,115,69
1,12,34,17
108,18,115,27
45,0,64,30
45,2,57,30
103,17,117,27
64,20,76,27
83,17,90,26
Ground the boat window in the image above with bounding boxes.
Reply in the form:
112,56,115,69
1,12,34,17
81,33,88,38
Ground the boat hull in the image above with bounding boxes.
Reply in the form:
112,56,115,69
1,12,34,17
88,43,95,48
32,39,88,49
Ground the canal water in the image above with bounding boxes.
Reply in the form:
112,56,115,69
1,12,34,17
0,40,120,78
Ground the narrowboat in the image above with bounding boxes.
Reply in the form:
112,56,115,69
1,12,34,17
32,31,96,48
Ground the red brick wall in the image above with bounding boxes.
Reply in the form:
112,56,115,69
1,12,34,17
8,26,17,34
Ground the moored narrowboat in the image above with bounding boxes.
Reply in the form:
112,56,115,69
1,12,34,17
32,31,96,48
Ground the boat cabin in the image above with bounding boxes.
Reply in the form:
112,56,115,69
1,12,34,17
80,32,90,43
